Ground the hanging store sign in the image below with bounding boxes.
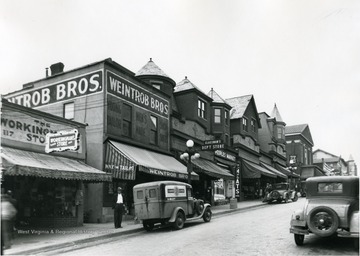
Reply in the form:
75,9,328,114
202,140,224,151
215,150,236,162
235,165,240,198
45,129,79,153
5,71,103,108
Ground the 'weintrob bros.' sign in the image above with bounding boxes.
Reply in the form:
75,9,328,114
5,71,103,108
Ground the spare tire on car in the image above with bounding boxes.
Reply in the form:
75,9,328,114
307,206,339,237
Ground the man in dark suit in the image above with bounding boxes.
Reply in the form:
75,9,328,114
113,187,125,228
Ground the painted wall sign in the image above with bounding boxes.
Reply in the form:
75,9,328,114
107,71,169,117
45,129,79,153
5,71,103,108
1,109,80,149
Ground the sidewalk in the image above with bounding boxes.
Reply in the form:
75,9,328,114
4,199,267,255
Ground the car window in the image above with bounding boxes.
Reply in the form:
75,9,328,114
318,182,343,193
137,190,144,199
149,189,157,198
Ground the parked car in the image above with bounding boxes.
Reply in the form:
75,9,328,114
263,182,298,203
133,181,212,231
290,176,359,248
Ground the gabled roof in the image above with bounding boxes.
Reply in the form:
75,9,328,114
285,124,308,134
174,77,209,98
226,95,253,119
207,88,231,108
135,58,170,78
271,104,284,123
285,124,314,146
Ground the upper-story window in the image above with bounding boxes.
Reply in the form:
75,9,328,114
63,102,74,120
150,80,163,90
304,147,308,164
122,103,132,137
198,99,206,119
225,110,229,125
242,117,248,132
277,127,284,139
150,115,158,145
214,108,221,123
251,118,256,132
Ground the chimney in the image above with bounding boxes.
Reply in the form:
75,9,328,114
50,62,64,76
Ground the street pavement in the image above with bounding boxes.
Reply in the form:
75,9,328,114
5,199,268,255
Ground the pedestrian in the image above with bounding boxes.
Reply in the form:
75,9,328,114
263,183,272,202
1,192,17,254
113,187,125,229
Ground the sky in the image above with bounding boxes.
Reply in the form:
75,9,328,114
1,0,359,168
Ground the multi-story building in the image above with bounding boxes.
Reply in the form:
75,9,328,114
258,104,299,187
285,124,324,194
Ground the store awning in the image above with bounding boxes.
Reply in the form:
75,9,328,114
260,162,288,179
242,160,276,179
1,147,112,182
192,158,234,180
275,164,300,178
105,141,198,181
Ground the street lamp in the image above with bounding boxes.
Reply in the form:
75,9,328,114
180,140,200,185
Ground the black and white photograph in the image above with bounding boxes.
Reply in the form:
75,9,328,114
0,0,359,255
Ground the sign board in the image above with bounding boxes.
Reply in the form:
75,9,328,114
235,165,240,198
202,140,224,151
45,129,79,153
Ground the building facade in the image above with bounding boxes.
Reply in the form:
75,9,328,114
1,100,111,227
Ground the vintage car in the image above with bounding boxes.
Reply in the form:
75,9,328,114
133,181,212,231
290,176,359,247
263,182,298,203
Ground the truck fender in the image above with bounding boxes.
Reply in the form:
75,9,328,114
199,204,211,216
169,207,185,223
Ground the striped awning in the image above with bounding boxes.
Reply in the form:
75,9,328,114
105,141,198,181
191,158,234,180
1,147,112,182
260,162,288,179
242,160,276,179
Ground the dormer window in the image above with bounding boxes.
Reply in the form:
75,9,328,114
150,80,163,90
198,99,206,119
242,117,248,132
251,118,256,132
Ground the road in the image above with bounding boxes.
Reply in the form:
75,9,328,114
47,198,358,256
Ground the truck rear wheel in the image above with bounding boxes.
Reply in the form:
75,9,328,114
173,212,185,230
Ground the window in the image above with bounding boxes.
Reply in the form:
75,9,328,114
318,182,343,193
198,99,206,119
150,80,163,90
242,117,248,132
137,190,144,199
277,127,283,139
150,115,158,145
149,189,157,198
251,118,256,132
214,108,221,123
304,148,308,165
63,102,74,120
225,110,229,125
123,104,132,137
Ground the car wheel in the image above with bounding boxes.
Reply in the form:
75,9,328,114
173,212,185,230
143,221,154,231
294,234,304,246
307,206,339,237
203,207,212,222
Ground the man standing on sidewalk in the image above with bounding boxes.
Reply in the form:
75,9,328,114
113,187,125,229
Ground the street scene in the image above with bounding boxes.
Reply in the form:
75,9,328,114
1,1,359,256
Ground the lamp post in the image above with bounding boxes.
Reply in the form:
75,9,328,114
180,140,200,185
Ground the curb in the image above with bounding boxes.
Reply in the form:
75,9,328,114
8,202,267,255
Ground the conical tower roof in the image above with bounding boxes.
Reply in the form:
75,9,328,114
135,58,170,78
271,103,284,123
